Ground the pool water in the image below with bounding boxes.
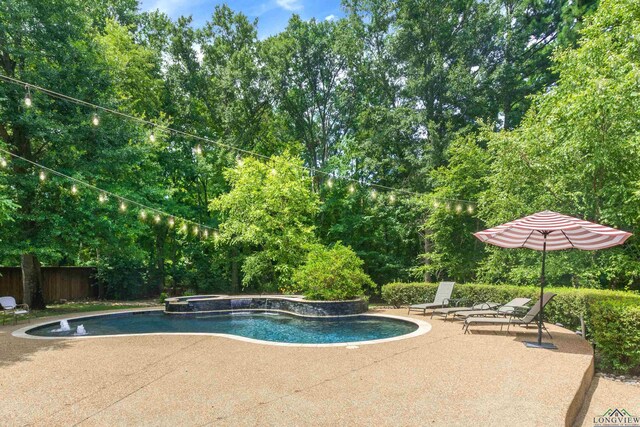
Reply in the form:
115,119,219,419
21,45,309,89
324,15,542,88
26,311,419,344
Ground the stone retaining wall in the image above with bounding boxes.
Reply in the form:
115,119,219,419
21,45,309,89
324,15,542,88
164,295,368,316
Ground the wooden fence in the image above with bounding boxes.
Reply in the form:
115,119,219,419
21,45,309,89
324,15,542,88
0,267,97,303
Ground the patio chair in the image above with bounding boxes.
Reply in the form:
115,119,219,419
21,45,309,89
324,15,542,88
0,296,31,325
432,301,500,320
452,297,532,321
463,293,556,336
407,281,455,315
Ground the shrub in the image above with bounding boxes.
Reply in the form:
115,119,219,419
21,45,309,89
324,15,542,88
590,300,640,374
292,243,375,301
382,282,640,373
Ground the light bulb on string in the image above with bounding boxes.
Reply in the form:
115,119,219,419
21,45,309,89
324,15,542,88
181,223,188,232
119,201,127,212
455,204,462,213
92,113,100,126
213,231,220,240
348,184,355,193
39,171,46,182
204,229,209,238
98,193,107,203
270,168,277,176
149,131,156,142
389,193,396,203
0,158,7,168
168,217,175,227
24,86,32,107
370,189,377,199
193,226,199,235
194,145,202,155
236,155,244,166
433,200,440,209
71,184,78,195
467,205,475,214
140,210,147,220
326,178,333,188
154,214,161,224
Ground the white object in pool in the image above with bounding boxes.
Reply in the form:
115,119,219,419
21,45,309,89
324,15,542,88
51,320,71,332
75,325,87,335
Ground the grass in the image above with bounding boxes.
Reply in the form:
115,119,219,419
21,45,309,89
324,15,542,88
1,300,160,323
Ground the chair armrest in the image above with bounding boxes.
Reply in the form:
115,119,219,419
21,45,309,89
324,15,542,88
450,298,469,307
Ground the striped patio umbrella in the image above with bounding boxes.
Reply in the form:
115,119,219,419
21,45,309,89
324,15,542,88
474,210,632,348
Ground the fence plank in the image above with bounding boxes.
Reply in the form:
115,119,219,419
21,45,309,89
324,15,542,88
0,267,97,303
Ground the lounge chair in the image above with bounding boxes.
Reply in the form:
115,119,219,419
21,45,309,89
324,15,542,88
432,301,500,320
452,297,532,320
0,296,31,325
463,293,556,336
407,281,455,315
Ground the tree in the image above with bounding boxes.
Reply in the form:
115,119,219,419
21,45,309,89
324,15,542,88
210,154,319,291
477,0,640,288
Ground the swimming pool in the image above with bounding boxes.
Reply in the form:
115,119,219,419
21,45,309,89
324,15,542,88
18,311,430,346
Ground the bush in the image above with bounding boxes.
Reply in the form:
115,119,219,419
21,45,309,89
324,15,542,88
291,243,375,301
382,282,640,373
590,300,640,374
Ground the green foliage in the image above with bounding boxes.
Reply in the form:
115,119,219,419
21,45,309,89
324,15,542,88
291,243,375,301
590,300,640,374
94,255,148,300
382,281,640,373
211,154,319,291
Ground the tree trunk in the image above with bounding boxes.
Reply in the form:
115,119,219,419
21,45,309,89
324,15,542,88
231,248,239,294
21,253,46,309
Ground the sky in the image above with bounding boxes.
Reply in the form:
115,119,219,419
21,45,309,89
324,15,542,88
138,0,345,38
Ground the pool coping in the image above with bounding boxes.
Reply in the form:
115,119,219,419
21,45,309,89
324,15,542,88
11,309,432,347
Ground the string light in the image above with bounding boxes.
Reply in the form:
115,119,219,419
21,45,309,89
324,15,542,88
213,231,220,240
119,201,127,212
370,189,377,199
154,214,161,224
168,217,175,227
203,229,209,238
194,145,202,155
349,184,355,193
0,74,480,209
140,210,147,219
236,155,244,166
39,171,46,181
149,131,155,142
433,201,439,209
98,193,107,203
389,194,396,203
181,223,188,232
193,225,199,235
71,184,78,195
0,158,7,167
24,86,32,107
270,168,277,176
455,204,462,213
467,205,474,214
326,178,333,188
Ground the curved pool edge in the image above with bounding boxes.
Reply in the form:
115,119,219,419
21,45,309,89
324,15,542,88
11,310,431,347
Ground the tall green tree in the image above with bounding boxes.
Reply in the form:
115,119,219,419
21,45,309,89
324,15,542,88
210,154,319,291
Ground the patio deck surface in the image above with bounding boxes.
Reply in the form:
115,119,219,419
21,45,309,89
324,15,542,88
1,308,595,426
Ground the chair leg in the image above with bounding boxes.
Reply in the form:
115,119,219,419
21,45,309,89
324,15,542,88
544,323,552,339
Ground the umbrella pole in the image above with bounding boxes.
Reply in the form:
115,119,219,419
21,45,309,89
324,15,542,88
526,232,556,349
538,237,547,346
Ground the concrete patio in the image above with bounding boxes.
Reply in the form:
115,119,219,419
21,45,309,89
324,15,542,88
1,308,596,426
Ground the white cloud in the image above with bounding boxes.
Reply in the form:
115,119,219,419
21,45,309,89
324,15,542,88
276,0,303,11
325,14,336,21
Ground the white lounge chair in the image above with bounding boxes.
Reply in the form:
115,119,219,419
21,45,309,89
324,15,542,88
0,296,31,325
452,297,532,320
407,282,455,315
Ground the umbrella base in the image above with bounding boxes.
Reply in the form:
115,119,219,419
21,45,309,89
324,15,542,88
524,341,557,350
